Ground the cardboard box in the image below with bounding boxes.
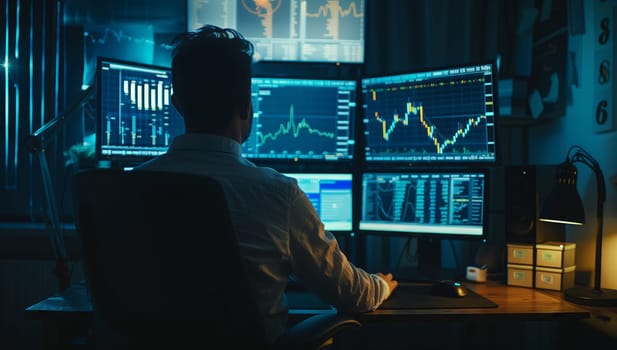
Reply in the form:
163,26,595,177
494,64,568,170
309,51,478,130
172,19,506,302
507,243,534,265
535,265,576,291
507,263,534,288
535,241,576,268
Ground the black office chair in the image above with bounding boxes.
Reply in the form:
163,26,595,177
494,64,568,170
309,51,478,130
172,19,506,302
71,168,361,350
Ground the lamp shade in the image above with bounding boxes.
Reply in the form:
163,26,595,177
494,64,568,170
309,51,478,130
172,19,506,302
539,162,585,225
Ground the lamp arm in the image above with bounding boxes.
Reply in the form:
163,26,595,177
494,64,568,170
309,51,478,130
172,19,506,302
591,160,605,292
29,85,94,147
35,148,70,290
570,146,606,291
27,85,95,291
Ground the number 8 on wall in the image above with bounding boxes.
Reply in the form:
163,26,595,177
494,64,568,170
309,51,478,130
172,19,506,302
593,0,616,133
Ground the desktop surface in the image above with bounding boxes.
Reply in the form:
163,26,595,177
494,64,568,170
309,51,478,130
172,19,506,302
27,280,589,314
26,280,590,322
288,281,497,311
358,280,590,322
27,279,596,350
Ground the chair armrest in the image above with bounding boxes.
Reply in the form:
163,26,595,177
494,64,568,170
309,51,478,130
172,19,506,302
275,312,361,350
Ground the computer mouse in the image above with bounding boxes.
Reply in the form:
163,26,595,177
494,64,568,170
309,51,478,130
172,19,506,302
430,280,468,298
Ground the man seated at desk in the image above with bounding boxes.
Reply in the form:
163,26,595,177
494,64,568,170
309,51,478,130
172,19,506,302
134,24,398,346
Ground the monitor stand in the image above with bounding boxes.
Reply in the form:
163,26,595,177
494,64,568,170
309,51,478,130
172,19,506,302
397,266,463,283
396,238,464,282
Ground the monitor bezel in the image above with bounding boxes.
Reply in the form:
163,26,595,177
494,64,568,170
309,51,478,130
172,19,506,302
95,56,183,166
357,167,489,241
359,60,500,167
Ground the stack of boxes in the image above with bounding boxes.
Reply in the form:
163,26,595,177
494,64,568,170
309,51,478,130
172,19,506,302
507,241,576,291
535,241,576,291
506,243,535,288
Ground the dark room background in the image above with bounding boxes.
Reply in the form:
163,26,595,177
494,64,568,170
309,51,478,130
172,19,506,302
5,1,616,349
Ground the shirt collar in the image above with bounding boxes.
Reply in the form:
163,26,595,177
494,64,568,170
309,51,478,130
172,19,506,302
169,133,243,156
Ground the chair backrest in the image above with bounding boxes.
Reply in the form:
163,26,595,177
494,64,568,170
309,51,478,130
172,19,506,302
72,168,268,348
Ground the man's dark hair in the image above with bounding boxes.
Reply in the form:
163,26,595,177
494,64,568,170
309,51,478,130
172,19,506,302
171,25,254,132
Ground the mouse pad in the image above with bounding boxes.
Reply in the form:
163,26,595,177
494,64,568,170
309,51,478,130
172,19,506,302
379,283,498,309
287,283,497,310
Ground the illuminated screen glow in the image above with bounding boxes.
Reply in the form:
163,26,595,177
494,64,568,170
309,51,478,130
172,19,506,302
359,170,487,239
187,0,365,63
244,77,356,161
96,58,185,164
284,172,353,231
361,62,498,164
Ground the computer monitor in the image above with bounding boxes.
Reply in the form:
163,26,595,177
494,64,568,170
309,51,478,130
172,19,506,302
361,61,498,165
96,57,184,165
244,76,356,162
186,0,365,63
283,172,353,231
358,169,488,240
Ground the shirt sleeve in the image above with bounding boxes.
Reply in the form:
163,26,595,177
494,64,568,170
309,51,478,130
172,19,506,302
287,186,391,313
372,273,392,306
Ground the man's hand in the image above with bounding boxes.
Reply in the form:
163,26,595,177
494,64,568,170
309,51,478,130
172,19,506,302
376,272,398,297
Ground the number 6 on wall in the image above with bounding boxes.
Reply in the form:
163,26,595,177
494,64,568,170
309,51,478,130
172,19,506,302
593,1,616,133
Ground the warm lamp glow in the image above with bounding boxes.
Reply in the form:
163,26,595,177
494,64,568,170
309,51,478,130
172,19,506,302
539,145,617,307
539,219,583,225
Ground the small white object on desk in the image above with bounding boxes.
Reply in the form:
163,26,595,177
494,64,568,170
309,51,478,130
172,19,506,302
466,265,488,283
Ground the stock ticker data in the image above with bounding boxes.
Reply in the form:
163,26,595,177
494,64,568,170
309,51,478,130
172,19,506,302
97,58,184,161
187,0,365,63
243,77,356,161
359,171,487,237
361,63,497,164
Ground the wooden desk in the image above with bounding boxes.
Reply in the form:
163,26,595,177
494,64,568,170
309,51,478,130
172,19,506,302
26,280,606,349
361,281,589,320
362,282,597,348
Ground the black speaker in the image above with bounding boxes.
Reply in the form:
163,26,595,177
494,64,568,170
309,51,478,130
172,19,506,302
505,165,565,243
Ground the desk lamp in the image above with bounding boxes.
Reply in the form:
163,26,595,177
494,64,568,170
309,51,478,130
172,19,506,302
539,145,617,306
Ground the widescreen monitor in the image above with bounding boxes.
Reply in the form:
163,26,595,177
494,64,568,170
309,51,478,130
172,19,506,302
358,169,488,240
187,0,365,63
244,76,356,162
361,62,498,165
96,57,184,165
284,172,353,231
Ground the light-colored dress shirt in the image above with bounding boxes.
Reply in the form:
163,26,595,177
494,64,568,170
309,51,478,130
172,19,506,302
135,133,391,344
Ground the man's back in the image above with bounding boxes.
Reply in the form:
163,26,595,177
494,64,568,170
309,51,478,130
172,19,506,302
149,24,396,345
136,132,390,343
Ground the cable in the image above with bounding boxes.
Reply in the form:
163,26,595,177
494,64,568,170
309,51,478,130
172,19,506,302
394,238,413,276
